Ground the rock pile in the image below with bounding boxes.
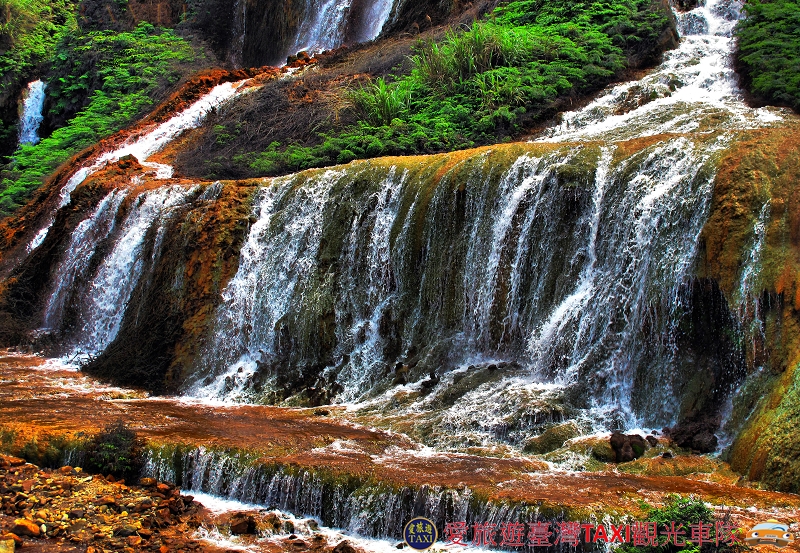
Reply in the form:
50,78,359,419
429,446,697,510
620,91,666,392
0,453,203,552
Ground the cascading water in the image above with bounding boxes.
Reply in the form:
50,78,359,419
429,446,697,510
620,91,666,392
41,189,128,331
17,80,46,146
14,0,786,453
183,0,771,440
65,186,197,358
538,0,781,143
288,0,395,55
26,80,251,253
187,134,720,434
142,445,551,546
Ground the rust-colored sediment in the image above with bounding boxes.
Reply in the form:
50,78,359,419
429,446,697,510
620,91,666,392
1,353,799,522
698,122,800,489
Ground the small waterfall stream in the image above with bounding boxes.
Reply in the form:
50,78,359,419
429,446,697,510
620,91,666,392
142,445,554,548
26,80,252,253
17,80,47,146
538,0,779,143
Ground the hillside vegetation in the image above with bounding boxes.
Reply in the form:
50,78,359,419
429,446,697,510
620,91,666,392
735,0,800,112
193,0,677,178
0,23,200,216
0,0,78,152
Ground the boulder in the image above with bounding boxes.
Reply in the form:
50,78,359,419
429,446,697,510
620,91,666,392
664,418,719,453
692,432,718,453
609,432,649,463
0,537,15,553
11,519,40,537
229,513,256,535
333,541,358,553
523,422,581,454
113,525,138,537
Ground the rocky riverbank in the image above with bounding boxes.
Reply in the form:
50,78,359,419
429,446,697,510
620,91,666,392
0,453,376,553
0,452,208,552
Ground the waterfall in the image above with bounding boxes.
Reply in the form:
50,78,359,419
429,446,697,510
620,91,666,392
142,445,561,547
18,80,47,146
13,0,785,446
179,0,778,435
39,185,198,359
41,189,128,331
184,135,720,433
288,0,395,55
68,186,196,358
538,0,780,143
26,80,251,253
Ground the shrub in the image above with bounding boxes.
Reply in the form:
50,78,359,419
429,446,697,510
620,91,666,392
83,420,145,482
618,495,724,553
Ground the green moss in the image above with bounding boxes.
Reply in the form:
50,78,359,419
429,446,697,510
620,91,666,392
523,421,581,454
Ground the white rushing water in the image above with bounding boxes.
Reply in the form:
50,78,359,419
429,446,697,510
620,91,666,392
187,169,343,400
18,80,47,146
25,0,789,453
26,80,251,253
538,0,782,143
41,189,128,330
289,0,395,55
64,186,196,359
183,0,771,439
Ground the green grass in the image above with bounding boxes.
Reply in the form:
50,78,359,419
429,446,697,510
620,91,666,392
222,0,673,177
736,0,800,112
0,22,197,217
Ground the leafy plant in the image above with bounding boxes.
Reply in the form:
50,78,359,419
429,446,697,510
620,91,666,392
83,420,145,482
618,495,732,553
350,77,413,126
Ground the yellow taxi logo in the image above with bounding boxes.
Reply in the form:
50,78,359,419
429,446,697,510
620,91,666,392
745,520,795,548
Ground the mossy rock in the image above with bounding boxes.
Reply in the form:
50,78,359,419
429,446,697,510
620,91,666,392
523,421,581,455
542,434,615,471
565,435,616,462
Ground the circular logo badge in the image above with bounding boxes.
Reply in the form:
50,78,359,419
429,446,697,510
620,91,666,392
404,517,438,551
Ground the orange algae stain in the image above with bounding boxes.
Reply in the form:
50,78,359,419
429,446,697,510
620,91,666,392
702,122,800,489
165,181,260,384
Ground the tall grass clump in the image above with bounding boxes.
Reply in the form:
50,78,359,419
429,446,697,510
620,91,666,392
351,77,413,126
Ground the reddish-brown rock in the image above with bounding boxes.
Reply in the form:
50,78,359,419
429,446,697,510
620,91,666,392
11,519,40,537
